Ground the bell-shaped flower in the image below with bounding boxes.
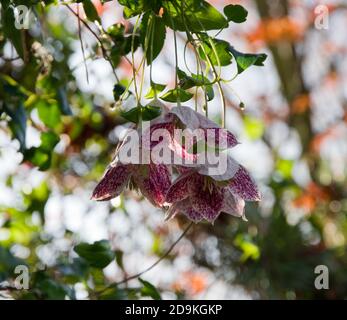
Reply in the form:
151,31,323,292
91,160,171,208
165,164,260,223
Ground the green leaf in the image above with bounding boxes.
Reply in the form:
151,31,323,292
24,131,60,171
37,100,62,129
113,84,126,102
74,240,115,269
57,87,73,116
83,0,101,23
121,105,162,123
206,85,214,101
139,278,161,300
2,102,27,152
160,88,193,103
163,0,228,32
145,83,166,99
2,6,24,58
223,4,248,23
198,37,233,66
177,69,214,101
140,13,166,64
229,47,267,74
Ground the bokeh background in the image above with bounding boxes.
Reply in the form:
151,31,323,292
1,0,347,299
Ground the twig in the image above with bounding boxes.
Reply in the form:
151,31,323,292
65,4,119,82
96,222,194,297
77,5,89,84
116,222,193,285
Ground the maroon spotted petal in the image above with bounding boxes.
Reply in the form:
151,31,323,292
165,198,204,223
91,164,131,201
133,163,172,207
165,171,193,203
229,166,261,201
190,179,224,222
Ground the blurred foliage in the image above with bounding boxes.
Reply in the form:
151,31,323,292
0,0,347,300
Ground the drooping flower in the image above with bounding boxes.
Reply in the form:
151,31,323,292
91,160,171,208
145,106,239,150
165,164,260,223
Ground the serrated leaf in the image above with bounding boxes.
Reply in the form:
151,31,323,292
160,88,193,103
74,240,115,269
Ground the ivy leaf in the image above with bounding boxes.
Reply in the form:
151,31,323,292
82,0,101,23
139,278,161,300
74,240,115,269
223,4,248,23
229,47,267,74
160,88,193,103
145,83,166,99
163,0,228,32
140,13,166,64
121,105,162,123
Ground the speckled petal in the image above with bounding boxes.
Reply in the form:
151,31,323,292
91,164,131,201
183,206,204,223
165,171,194,203
165,198,203,223
190,179,224,222
134,163,172,207
229,166,261,201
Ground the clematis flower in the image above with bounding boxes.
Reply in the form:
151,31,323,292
145,106,239,150
91,160,171,208
165,165,260,223
143,106,240,171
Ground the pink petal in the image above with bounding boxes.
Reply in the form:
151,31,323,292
133,163,172,207
229,166,261,201
91,164,131,201
204,128,239,149
170,106,219,130
142,121,175,150
165,171,194,203
197,155,239,181
169,137,198,163
221,188,245,217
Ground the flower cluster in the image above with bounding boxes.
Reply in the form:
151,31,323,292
91,106,260,223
